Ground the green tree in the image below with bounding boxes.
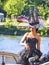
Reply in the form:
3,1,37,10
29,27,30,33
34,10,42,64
22,0,49,19
0,0,3,12
37,0,49,19
4,0,26,16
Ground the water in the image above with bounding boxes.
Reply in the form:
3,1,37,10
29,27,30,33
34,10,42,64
41,37,49,54
0,35,49,55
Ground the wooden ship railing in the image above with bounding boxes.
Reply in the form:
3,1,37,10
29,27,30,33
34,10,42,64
0,51,19,65
0,51,49,65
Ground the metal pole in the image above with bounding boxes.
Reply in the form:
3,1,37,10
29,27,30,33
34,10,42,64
2,56,5,65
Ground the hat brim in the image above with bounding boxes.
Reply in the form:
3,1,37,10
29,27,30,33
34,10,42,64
17,22,45,28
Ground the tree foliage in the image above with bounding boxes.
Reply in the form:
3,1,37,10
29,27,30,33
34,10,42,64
0,0,49,19
36,0,49,19
4,0,26,16
22,0,49,19
0,0,3,12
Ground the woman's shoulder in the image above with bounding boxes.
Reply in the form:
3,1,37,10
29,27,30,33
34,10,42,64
37,35,41,40
24,32,29,37
24,32,29,36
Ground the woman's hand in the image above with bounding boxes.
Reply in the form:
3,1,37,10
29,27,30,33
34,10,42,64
25,44,30,50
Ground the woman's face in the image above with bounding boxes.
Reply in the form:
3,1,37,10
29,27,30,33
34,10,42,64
30,27,36,32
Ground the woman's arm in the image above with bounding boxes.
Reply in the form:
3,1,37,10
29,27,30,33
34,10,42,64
20,32,28,46
20,32,30,50
37,35,41,50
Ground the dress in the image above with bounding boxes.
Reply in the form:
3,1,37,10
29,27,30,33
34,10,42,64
17,38,42,65
26,38,42,58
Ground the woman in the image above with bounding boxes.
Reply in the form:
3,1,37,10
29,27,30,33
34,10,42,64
17,7,42,65
17,23,42,65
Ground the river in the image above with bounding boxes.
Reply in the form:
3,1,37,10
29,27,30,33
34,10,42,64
0,35,49,55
